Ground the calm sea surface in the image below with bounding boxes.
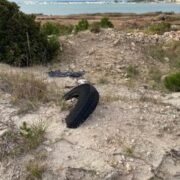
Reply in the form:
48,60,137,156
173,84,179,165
11,1,180,15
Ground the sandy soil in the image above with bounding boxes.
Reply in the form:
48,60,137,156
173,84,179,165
0,28,180,180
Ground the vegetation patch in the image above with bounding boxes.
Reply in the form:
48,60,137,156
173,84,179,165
0,0,59,66
0,71,63,113
145,41,180,68
100,17,114,28
26,159,46,180
164,72,180,92
101,94,128,104
145,22,171,34
41,22,60,36
123,145,135,156
149,68,162,83
0,120,46,160
41,22,74,36
98,77,109,84
20,121,46,150
75,19,89,33
90,22,101,33
126,65,139,78
139,94,160,105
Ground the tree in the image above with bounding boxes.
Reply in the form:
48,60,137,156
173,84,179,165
0,0,59,66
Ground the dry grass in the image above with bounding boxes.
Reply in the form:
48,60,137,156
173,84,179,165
123,145,135,156
144,22,171,35
0,120,46,160
139,95,159,104
101,94,129,104
126,65,139,78
145,41,180,68
0,119,20,160
98,77,109,84
0,71,63,113
26,160,46,180
149,68,162,83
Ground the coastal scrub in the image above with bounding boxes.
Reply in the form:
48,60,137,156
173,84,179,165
0,0,59,66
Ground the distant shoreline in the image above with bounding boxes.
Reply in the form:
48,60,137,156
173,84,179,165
36,11,180,17
19,2,180,15
36,12,180,30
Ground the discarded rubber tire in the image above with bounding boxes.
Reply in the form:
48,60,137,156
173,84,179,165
64,84,99,128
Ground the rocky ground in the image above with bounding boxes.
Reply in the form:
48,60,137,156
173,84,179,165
0,28,180,180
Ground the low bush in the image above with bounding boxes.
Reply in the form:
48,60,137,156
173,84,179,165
164,72,180,92
100,17,114,28
90,22,101,33
46,35,60,59
0,120,46,159
75,19,89,32
126,65,139,78
41,22,60,36
0,0,59,66
20,121,46,149
58,24,74,36
41,22,74,36
146,22,171,34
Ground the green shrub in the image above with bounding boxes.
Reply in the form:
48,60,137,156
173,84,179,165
58,24,74,36
100,17,114,28
90,22,101,33
41,22,60,36
146,22,171,34
46,35,60,59
75,19,89,32
164,72,180,92
41,22,74,36
20,121,46,149
0,120,46,159
126,65,139,78
0,0,59,66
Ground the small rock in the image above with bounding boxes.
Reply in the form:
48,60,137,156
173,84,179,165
131,42,135,47
77,79,88,84
126,163,132,172
43,140,51,145
88,48,95,55
113,39,120,46
69,64,76,69
164,57,169,62
121,155,126,161
0,129,8,137
147,151,151,157
105,171,121,180
129,158,134,162
45,146,53,152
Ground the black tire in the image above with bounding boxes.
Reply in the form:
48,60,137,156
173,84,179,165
63,84,99,128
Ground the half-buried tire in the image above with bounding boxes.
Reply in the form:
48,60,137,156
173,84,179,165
63,84,99,128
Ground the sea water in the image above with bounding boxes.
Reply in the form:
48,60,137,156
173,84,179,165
10,0,180,15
